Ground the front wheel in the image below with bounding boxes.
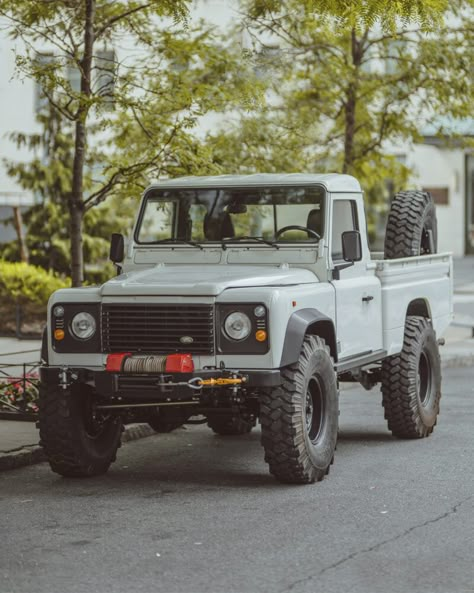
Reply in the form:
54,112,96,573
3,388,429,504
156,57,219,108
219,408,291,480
381,316,441,438
260,335,339,484
39,383,122,477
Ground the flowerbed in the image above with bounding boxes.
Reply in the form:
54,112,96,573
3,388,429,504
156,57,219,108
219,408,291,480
0,373,39,415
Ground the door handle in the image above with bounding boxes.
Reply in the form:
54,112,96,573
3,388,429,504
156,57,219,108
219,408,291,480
362,295,374,302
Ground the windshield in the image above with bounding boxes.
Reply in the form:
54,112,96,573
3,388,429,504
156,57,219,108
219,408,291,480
136,185,325,245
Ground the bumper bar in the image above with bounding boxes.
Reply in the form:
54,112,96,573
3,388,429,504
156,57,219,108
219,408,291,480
40,367,282,400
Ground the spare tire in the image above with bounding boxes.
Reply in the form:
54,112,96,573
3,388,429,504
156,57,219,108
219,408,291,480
384,190,437,258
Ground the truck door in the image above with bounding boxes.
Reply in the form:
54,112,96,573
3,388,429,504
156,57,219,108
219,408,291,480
329,196,383,360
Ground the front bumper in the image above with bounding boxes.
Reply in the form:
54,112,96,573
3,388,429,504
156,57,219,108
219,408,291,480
40,366,282,402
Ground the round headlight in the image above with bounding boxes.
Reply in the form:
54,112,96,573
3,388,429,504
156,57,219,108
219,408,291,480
71,312,96,340
224,312,251,341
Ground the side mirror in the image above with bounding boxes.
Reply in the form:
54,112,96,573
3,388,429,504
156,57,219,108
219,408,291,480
109,233,124,263
342,230,362,262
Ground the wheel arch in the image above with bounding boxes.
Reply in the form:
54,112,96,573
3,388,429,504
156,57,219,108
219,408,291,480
406,298,431,320
279,308,337,367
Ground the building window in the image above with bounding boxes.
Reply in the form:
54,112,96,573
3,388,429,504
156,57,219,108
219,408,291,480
422,187,449,206
34,52,55,112
384,39,407,75
94,49,116,109
67,64,82,93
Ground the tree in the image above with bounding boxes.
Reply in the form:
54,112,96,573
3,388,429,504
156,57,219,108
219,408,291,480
2,105,134,281
215,0,473,220
1,0,191,286
1,2,262,284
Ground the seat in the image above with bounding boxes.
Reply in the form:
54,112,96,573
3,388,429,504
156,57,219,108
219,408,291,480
306,208,322,238
203,212,235,240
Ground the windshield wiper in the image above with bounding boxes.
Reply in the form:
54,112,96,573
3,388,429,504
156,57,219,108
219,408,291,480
221,236,279,249
148,238,203,250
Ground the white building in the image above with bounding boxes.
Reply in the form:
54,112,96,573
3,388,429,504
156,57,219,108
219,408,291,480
0,0,472,255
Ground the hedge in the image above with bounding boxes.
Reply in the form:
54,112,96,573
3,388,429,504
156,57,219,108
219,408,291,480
0,261,70,306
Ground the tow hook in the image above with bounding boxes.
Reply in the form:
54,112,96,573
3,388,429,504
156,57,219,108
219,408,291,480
58,367,79,390
157,373,247,391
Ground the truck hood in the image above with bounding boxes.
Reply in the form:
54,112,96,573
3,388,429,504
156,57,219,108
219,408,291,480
101,265,318,297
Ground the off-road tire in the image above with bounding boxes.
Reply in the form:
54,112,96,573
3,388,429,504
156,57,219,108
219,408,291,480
207,415,254,435
39,383,122,477
381,316,441,438
147,408,188,433
384,190,437,258
260,335,338,484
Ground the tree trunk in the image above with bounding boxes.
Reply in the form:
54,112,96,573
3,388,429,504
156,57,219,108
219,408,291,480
70,0,95,287
343,28,361,175
12,206,29,263
343,85,356,174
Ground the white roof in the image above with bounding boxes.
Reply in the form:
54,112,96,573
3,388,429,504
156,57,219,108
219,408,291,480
147,173,361,193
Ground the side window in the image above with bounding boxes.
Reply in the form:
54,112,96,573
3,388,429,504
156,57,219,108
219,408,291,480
331,200,359,260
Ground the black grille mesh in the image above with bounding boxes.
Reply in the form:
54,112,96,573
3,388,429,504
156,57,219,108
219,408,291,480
101,304,215,354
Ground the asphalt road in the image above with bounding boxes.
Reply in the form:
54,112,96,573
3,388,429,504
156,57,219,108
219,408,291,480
1,366,474,593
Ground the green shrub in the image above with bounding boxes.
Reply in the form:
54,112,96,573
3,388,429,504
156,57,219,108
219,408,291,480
0,260,70,306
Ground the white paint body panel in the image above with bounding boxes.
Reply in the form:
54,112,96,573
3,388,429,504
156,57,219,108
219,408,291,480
375,253,453,355
46,175,454,373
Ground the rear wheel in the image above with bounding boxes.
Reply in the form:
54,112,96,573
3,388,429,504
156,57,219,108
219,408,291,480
260,335,338,484
384,190,437,258
381,316,441,438
207,414,254,435
39,383,122,477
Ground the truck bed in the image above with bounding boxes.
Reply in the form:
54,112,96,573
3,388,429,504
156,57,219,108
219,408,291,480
372,252,453,356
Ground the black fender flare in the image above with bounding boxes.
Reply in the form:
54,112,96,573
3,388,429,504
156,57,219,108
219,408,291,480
279,308,337,368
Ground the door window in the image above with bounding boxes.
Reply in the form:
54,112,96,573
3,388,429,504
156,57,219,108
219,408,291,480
331,200,359,260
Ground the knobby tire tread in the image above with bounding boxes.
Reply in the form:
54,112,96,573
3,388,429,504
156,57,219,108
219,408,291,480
384,190,437,258
381,316,441,438
260,335,338,484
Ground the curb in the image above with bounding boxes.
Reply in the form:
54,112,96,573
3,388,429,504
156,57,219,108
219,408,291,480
441,354,474,369
0,422,155,473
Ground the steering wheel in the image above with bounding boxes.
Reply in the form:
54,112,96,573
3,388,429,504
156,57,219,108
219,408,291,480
274,225,321,241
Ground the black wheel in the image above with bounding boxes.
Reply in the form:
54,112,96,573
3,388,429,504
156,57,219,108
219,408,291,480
39,383,122,477
207,414,254,435
381,316,441,438
147,407,188,433
260,335,338,484
384,190,437,258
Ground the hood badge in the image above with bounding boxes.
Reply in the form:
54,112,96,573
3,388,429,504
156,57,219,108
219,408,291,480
180,336,194,344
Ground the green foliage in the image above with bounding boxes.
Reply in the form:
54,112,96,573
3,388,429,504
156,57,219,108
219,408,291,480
1,2,262,284
2,105,135,282
0,260,69,306
223,0,473,200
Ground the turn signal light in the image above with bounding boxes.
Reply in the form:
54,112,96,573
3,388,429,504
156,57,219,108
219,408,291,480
165,353,194,373
255,330,267,342
106,352,131,372
54,329,65,341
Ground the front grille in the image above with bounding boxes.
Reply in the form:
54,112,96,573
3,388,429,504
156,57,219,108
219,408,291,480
101,304,215,354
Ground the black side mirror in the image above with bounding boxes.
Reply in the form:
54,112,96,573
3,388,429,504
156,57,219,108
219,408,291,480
342,230,362,262
109,233,124,263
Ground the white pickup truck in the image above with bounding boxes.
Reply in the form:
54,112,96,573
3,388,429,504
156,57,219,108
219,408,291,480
39,174,453,484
